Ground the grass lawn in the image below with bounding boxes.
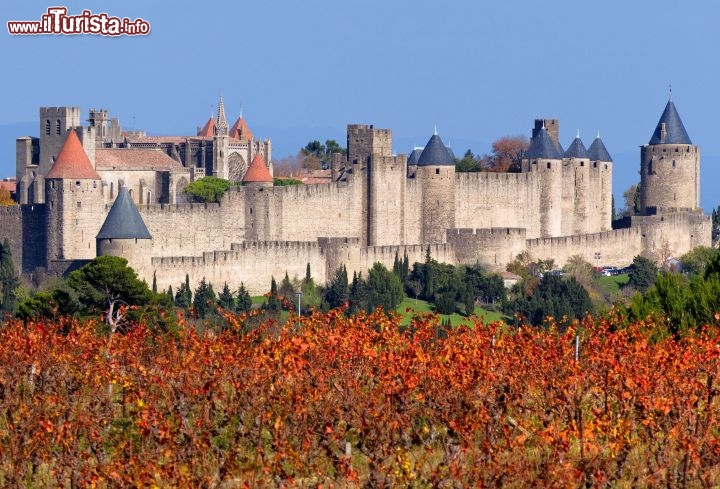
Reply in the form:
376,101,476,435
396,298,507,328
598,274,629,296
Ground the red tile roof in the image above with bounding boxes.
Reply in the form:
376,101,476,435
229,117,253,140
197,117,216,137
0,181,16,193
96,149,184,171
46,130,101,180
242,154,273,183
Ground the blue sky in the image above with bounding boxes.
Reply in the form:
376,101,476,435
1,0,718,210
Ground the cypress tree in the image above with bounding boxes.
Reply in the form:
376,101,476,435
0,239,19,313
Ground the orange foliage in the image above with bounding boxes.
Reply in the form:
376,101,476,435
1,311,719,486
0,187,14,206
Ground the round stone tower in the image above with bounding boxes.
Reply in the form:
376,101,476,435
640,99,699,215
417,131,455,244
96,185,153,273
523,126,562,237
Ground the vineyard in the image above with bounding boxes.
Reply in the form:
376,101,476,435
1,310,720,487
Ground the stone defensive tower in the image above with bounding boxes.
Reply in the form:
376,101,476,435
523,126,562,237
563,135,591,235
587,134,613,231
96,185,153,273
45,129,105,263
640,99,699,215
417,131,455,244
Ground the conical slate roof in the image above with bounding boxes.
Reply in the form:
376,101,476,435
407,148,423,165
563,136,588,159
649,100,692,145
587,136,613,162
525,127,562,159
242,153,273,183
96,186,152,240
417,134,454,166
46,130,101,180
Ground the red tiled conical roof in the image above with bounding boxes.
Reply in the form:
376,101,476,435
197,117,216,137
242,153,273,183
229,117,253,140
46,130,101,180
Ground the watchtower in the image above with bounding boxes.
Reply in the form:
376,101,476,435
640,98,699,215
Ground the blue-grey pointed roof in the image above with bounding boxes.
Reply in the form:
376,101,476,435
97,186,152,240
417,134,455,166
649,100,692,145
587,137,613,162
563,137,588,159
525,127,562,159
407,148,423,165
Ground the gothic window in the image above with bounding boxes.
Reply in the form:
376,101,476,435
56,120,61,135
45,120,50,135
228,153,247,182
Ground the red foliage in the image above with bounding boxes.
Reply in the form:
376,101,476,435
1,311,719,486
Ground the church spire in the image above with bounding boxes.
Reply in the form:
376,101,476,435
215,95,228,136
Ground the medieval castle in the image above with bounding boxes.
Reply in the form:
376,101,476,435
0,97,710,294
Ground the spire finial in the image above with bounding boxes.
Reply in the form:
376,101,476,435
596,129,600,139
434,124,438,136
576,129,580,139
216,94,228,135
668,84,672,101
542,120,546,129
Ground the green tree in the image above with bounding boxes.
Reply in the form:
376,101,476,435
455,149,480,172
0,238,19,313
366,262,404,312
175,274,192,309
506,275,592,327
193,277,216,319
67,256,153,332
348,272,368,315
628,255,658,293
278,272,295,302
324,265,349,309
235,283,252,313
266,276,281,312
182,176,233,202
621,183,641,217
300,263,321,312
218,282,235,310
681,246,718,277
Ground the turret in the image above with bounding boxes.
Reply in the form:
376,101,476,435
45,129,104,262
242,153,273,187
523,125,562,237
563,134,591,234
97,185,153,273
417,131,455,244
640,98,699,215
587,134,613,230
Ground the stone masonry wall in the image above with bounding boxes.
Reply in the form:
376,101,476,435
526,228,643,268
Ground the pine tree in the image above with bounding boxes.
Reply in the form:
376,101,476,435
236,282,252,313
174,274,192,309
193,277,216,318
218,282,235,310
325,265,349,309
152,271,157,293
304,263,312,285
